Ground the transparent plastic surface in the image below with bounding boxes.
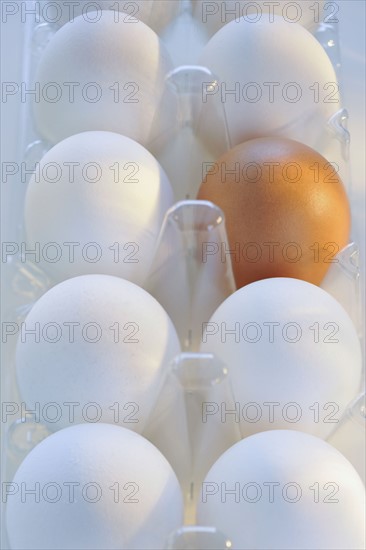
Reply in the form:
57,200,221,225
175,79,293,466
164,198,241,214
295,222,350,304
327,392,366,483
165,526,232,550
144,352,241,524
156,65,230,199
321,242,363,338
145,201,236,351
6,418,51,481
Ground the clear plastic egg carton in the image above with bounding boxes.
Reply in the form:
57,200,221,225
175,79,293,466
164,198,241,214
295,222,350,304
1,1,365,549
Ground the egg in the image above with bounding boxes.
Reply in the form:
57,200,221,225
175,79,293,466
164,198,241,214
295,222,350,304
16,275,181,431
193,0,325,36
52,0,179,33
200,278,362,439
33,11,176,147
25,131,174,285
6,424,184,550
197,138,350,287
197,430,366,550
197,17,340,153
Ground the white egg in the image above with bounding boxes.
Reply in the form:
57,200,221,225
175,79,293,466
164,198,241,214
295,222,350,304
6,424,184,550
200,278,362,439
16,275,181,431
197,430,365,550
51,0,180,33
33,11,176,147
25,131,174,284
193,0,325,36
197,16,340,152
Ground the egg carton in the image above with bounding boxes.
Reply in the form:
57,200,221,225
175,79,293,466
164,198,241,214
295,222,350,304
1,1,365,549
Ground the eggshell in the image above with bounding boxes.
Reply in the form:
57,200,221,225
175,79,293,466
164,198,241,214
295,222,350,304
197,430,366,550
53,0,179,33
6,424,184,550
33,11,176,146
197,17,340,152
197,137,351,287
200,278,362,439
193,0,325,36
16,275,181,431
25,131,174,285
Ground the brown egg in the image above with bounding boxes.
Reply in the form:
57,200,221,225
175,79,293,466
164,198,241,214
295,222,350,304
197,138,351,287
